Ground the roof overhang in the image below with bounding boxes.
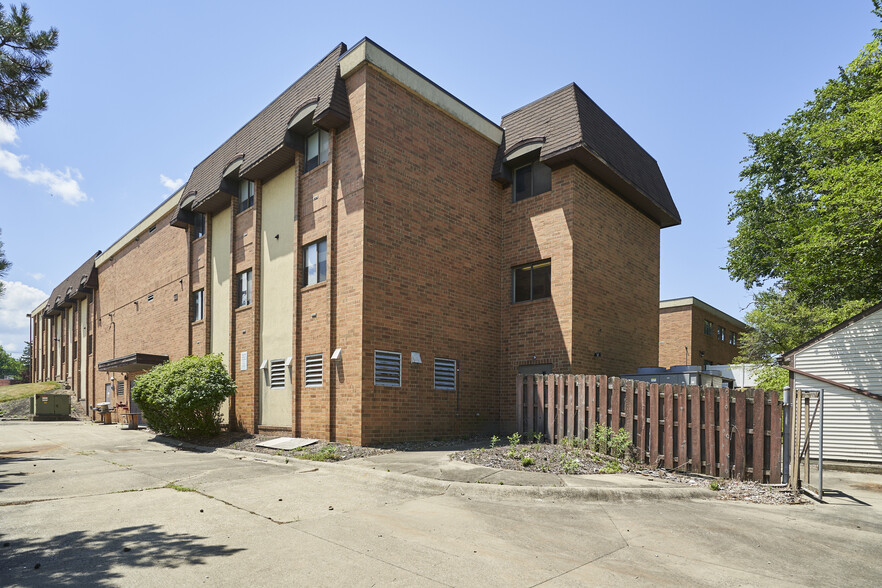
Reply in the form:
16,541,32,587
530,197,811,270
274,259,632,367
98,353,169,373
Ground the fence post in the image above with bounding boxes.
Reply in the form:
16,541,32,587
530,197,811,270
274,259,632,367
719,387,730,477
677,385,687,471
734,390,747,480
587,375,597,436
577,375,586,440
598,376,609,430
704,388,716,476
567,374,575,438
664,384,674,469
636,381,646,463
547,375,556,444
624,379,634,439
556,375,565,442
537,375,545,441
753,389,766,482
526,375,534,437
649,383,659,466
770,390,782,484
690,386,701,473
611,377,621,432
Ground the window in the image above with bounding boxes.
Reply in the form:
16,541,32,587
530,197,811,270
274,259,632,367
717,326,725,341
729,331,737,346
374,350,401,387
704,320,713,336
269,359,286,389
192,289,205,321
238,179,255,212
303,238,327,287
305,129,329,172
236,270,253,307
61,346,66,363
192,213,206,240
434,358,457,390
305,354,323,387
513,161,552,202
87,334,93,355
512,260,551,303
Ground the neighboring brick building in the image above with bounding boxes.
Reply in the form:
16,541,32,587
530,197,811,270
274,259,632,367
31,38,680,443
658,297,747,369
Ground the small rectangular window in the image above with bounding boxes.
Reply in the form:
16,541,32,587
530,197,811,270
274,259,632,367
303,238,327,287
305,353,323,387
305,129,330,172
717,326,725,341
374,350,401,387
87,334,93,355
238,179,255,212
513,161,552,202
236,270,253,308
512,260,551,303
729,331,737,346
269,359,286,389
704,320,713,336
192,289,205,321
434,358,457,390
192,213,206,240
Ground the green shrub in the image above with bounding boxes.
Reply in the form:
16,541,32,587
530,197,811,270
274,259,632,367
131,354,236,439
521,456,535,467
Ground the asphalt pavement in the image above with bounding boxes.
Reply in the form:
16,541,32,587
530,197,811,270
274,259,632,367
2,420,881,586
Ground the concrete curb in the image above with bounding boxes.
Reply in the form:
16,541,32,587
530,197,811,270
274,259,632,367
149,435,714,503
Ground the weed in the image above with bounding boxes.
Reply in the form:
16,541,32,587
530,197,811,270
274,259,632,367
506,448,523,460
295,446,340,462
490,435,500,448
521,456,535,467
588,425,633,461
507,432,522,447
561,457,579,475
600,461,622,474
164,483,198,493
533,432,543,445
710,480,721,491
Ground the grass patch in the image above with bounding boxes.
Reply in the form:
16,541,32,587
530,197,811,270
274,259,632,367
164,482,198,493
0,381,61,403
294,447,340,462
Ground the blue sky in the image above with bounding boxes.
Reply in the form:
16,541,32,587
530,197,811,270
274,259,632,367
0,1,878,354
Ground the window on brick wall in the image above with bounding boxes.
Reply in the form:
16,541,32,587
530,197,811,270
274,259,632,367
704,320,713,336
513,161,552,202
236,270,253,308
88,335,93,355
305,129,329,172
192,289,204,321
434,358,457,390
512,260,551,303
303,238,327,287
374,350,401,387
269,359,286,389
238,179,254,212
717,326,725,341
192,213,206,240
304,354,323,387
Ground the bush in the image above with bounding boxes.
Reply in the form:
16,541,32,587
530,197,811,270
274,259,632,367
132,354,236,439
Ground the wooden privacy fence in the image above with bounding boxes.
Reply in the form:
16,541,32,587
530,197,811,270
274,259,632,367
515,375,782,483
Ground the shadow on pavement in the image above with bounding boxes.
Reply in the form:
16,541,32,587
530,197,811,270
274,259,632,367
1,525,245,586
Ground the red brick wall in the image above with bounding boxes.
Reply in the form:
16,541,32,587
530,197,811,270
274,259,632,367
360,65,501,443
659,306,692,368
659,304,742,367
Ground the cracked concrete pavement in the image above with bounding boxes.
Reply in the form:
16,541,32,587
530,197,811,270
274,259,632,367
2,420,881,586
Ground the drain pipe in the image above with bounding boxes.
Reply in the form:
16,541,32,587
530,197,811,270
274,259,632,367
782,386,791,485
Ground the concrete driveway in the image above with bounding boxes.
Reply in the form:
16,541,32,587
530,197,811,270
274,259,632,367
1,421,881,587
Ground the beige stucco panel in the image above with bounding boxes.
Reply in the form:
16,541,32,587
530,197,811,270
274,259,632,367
211,207,232,423
259,167,296,427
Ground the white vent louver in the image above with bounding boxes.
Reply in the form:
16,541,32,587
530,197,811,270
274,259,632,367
374,350,401,387
304,354,323,387
269,359,286,389
434,358,457,390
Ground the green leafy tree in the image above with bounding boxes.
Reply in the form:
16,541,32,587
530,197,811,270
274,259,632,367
0,344,23,378
19,340,31,381
0,228,8,299
131,354,236,439
728,3,882,378
0,3,59,124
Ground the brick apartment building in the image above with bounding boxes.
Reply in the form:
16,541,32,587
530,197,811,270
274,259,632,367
658,297,747,368
31,39,680,444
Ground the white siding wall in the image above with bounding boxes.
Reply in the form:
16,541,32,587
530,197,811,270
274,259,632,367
793,308,882,463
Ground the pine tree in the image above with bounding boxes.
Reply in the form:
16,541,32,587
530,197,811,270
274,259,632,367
0,3,58,124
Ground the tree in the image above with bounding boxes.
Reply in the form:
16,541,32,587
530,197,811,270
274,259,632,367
727,3,882,376
0,3,59,125
0,344,23,378
0,228,8,299
19,340,31,382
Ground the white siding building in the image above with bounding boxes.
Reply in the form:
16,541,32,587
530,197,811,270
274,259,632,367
782,302,882,463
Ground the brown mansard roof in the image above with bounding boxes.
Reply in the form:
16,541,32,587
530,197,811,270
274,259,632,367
495,83,680,228
43,253,99,317
180,43,350,214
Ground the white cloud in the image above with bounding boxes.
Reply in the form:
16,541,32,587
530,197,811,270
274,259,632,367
0,281,48,355
0,120,87,205
160,174,184,192
28,272,45,281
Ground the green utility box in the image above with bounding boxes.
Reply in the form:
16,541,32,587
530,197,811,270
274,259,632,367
30,393,71,420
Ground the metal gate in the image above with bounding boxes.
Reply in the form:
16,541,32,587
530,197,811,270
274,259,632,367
788,387,824,500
